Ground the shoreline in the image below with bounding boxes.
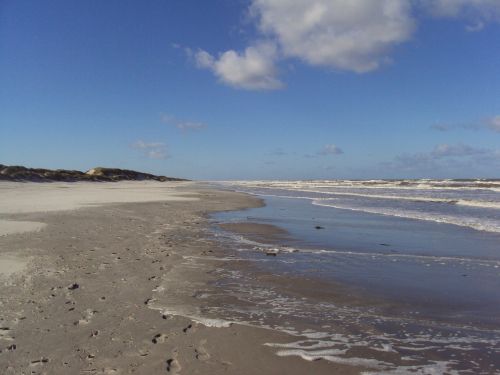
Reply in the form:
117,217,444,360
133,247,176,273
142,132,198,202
209,190,500,373
0,182,361,374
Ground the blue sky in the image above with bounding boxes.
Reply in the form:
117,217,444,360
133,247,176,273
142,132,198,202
1,0,499,180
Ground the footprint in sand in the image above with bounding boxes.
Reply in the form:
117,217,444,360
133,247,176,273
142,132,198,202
194,340,210,361
30,357,49,366
166,351,181,374
182,323,195,334
152,333,168,344
74,309,97,326
0,327,14,341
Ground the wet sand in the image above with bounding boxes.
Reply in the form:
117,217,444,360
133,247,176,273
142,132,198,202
212,196,500,373
0,182,363,374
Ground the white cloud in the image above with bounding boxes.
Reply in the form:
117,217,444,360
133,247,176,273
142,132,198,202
193,0,500,88
430,115,500,133
146,149,169,160
194,49,214,68
195,42,283,90
430,123,452,131
161,114,207,132
132,140,169,160
383,143,497,176
319,144,344,155
268,148,287,156
487,115,500,132
251,0,415,73
465,20,485,32
419,0,500,31
193,0,416,88
175,121,206,131
305,144,344,158
392,143,487,167
420,0,500,19
431,143,487,158
132,140,165,150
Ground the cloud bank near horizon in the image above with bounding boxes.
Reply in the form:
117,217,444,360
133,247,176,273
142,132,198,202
430,115,500,133
383,142,500,176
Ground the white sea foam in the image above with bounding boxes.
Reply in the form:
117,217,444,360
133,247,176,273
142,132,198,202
241,185,500,209
154,306,234,328
153,249,499,374
234,188,500,211
361,361,462,375
216,179,500,233
188,316,233,328
263,328,496,374
312,198,500,233
219,179,500,192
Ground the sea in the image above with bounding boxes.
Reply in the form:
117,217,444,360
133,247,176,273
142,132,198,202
163,179,500,374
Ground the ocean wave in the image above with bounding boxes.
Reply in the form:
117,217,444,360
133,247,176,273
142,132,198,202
220,182,500,210
312,199,500,233
223,189,500,233
456,199,500,209
217,179,500,192
255,187,500,209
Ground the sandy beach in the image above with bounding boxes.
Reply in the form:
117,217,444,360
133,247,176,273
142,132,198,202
4,0,499,372
0,181,361,374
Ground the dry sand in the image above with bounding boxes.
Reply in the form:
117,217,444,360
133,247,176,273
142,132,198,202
0,181,197,215
0,181,363,374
